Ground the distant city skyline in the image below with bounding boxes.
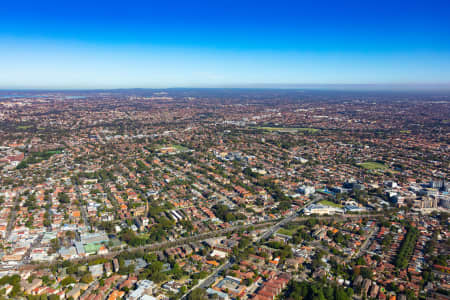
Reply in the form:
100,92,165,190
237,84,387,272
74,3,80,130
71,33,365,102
1,0,449,89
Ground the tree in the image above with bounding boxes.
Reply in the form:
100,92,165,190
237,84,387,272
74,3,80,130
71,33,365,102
58,192,70,204
188,288,207,300
170,263,184,280
65,231,76,240
395,225,419,269
60,276,76,286
80,273,93,284
49,238,60,253
285,280,352,300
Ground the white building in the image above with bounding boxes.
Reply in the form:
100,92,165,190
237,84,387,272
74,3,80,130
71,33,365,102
303,204,343,215
127,280,156,300
298,185,315,196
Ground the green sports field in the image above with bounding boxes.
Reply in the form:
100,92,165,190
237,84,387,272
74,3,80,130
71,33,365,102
357,162,388,170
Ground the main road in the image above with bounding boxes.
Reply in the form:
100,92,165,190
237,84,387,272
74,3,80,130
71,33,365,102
256,199,317,242
180,201,382,299
344,226,379,263
180,258,234,299
14,211,382,272
75,186,91,230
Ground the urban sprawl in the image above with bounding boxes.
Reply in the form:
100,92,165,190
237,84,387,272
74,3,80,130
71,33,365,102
0,89,448,300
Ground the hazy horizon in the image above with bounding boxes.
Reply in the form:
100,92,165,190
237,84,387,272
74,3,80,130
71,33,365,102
1,84,450,93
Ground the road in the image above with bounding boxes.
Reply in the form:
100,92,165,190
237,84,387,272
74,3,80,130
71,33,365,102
23,233,44,263
257,211,300,242
293,213,382,223
256,199,317,242
181,200,383,298
14,212,383,272
181,259,234,299
255,200,382,248
75,186,91,230
344,226,378,263
80,279,99,299
5,198,20,239
24,221,276,270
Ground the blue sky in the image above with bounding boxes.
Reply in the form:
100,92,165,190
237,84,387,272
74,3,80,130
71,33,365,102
0,0,449,89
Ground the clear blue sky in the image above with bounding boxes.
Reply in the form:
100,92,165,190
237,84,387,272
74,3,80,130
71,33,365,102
1,0,449,89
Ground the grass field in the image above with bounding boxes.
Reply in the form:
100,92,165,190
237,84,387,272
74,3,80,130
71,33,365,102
319,200,343,208
157,144,189,151
254,126,319,133
277,227,297,236
46,150,63,155
16,149,64,169
277,224,305,236
357,162,388,170
171,144,189,151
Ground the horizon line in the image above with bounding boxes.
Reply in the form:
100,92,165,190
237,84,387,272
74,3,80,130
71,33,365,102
1,83,450,92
